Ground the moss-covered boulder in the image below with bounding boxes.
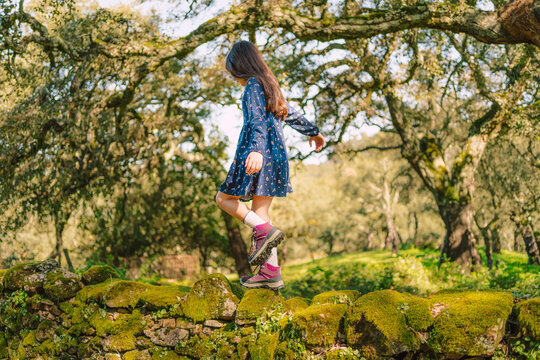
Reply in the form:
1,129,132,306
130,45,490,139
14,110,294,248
74,277,186,311
88,308,145,352
292,303,348,350
514,297,540,341
345,289,433,357
248,333,280,360
426,289,514,356
235,288,285,325
81,265,122,285
312,290,360,306
43,268,84,302
182,273,239,322
2,259,82,302
284,297,311,313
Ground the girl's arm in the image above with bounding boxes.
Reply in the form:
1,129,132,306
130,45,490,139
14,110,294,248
244,78,268,155
283,102,319,136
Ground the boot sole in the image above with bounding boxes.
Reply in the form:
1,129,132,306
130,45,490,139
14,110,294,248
249,229,285,266
239,276,284,290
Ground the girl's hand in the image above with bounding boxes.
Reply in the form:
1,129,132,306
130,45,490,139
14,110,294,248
245,151,263,174
309,134,326,152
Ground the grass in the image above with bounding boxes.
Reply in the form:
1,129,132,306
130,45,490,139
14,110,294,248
143,247,539,300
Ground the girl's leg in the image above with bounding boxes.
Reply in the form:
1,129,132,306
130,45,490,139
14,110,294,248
215,191,267,226
252,195,280,267
251,195,273,222
215,191,251,222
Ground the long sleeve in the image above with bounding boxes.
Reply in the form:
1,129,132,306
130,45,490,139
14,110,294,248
284,101,319,136
244,78,268,155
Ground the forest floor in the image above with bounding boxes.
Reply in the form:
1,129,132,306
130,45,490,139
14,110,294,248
147,246,539,300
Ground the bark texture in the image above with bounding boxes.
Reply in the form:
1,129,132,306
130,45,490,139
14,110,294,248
222,211,251,276
500,0,540,47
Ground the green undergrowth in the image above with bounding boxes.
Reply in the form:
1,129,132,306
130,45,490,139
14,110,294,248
256,247,540,300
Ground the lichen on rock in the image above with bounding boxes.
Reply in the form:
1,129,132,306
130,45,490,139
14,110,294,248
512,297,539,341
345,289,433,357
81,264,122,285
292,303,348,350
284,296,311,313
235,288,285,325
426,289,514,357
182,273,240,322
2,259,82,302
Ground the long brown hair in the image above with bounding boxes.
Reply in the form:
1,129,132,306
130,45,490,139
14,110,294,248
225,40,288,120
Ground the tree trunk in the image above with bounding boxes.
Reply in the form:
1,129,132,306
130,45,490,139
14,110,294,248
514,229,522,252
221,211,251,276
514,221,540,265
438,202,482,271
385,219,399,255
50,213,67,267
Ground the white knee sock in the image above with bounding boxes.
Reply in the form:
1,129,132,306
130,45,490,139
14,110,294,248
243,210,267,228
266,247,279,267
266,219,279,267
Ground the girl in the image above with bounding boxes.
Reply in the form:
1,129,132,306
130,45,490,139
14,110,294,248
215,40,326,290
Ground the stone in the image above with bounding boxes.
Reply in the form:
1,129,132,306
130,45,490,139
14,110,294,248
145,327,188,347
81,265,122,285
2,259,82,302
203,319,227,328
513,297,540,341
104,354,121,360
124,349,151,360
182,273,240,322
160,318,176,328
345,289,433,357
426,289,514,357
292,303,348,350
35,320,57,341
283,296,311,313
176,318,195,329
235,288,285,325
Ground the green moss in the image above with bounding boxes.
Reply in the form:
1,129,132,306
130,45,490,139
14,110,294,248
76,336,102,358
58,300,75,314
426,289,514,356
237,333,257,360
229,281,246,300
88,307,145,349
183,273,239,322
43,268,83,302
74,278,123,305
136,284,187,312
102,280,154,308
0,268,8,293
235,288,285,323
513,297,540,341
35,338,56,356
148,346,189,359
292,303,348,348
20,330,36,347
284,297,311,313
81,265,122,285
249,333,279,360
0,334,7,359
345,289,432,356
124,349,150,360
274,340,297,360
311,290,360,306
2,261,41,291
71,302,99,325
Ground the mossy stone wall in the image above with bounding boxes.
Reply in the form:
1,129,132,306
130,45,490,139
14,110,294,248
0,259,538,359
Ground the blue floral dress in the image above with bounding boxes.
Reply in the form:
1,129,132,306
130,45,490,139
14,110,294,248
219,76,320,201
